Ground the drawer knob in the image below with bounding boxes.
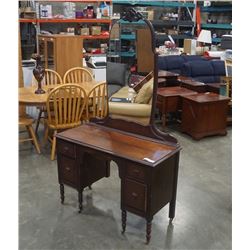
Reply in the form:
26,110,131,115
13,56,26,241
132,192,138,198
65,167,70,171
63,146,69,152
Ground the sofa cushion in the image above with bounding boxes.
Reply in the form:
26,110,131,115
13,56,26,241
134,78,154,104
182,55,207,62
210,60,226,76
182,60,214,77
106,62,127,86
158,55,185,71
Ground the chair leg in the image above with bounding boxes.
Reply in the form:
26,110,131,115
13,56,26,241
35,109,43,134
27,124,41,154
25,125,33,144
51,130,57,161
43,122,49,147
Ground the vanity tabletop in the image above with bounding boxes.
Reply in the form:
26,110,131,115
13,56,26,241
56,123,179,167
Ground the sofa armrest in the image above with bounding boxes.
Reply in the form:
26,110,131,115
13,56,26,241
109,102,151,117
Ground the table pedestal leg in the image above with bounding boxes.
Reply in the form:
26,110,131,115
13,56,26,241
121,210,127,234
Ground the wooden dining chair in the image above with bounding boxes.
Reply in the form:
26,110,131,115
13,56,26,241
63,67,94,84
86,82,108,121
32,69,63,134
19,116,41,154
44,84,87,160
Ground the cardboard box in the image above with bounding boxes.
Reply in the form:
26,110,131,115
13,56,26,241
184,39,197,55
139,10,154,20
110,23,120,39
91,26,101,36
80,28,89,36
168,29,178,35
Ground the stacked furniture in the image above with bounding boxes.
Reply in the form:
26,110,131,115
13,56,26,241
181,59,226,83
158,55,207,74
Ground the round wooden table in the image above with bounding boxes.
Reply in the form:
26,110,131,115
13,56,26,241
19,81,102,106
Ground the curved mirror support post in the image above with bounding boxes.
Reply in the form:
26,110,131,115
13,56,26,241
93,8,177,144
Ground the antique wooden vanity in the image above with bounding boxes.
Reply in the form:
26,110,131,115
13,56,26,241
56,9,181,244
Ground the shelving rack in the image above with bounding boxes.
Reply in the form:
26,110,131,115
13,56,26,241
19,0,113,56
112,0,197,46
198,1,232,43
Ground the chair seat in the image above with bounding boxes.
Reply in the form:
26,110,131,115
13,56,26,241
47,120,82,130
19,116,34,126
19,115,41,154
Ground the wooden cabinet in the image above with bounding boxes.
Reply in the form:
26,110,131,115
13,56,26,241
181,93,230,140
38,34,83,77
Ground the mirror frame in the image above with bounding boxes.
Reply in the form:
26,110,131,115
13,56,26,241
91,8,178,145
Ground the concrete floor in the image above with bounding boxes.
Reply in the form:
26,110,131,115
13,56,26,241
19,123,232,250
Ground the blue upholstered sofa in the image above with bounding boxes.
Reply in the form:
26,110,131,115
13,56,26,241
181,60,226,83
158,55,207,74
158,55,226,84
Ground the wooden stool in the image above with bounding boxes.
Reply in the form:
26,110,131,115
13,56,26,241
19,116,41,154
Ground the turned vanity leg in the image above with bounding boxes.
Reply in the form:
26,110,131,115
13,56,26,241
146,219,152,244
78,189,83,213
60,184,64,204
121,210,127,234
169,152,180,220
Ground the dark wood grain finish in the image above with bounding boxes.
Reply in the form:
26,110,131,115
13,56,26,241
56,123,180,244
158,70,179,87
183,92,229,103
157,87,197,127
157,86,197,97
92,117,178,145
124,179,147,212
181,93,230,140
57,123,178,166
179,79,206,93
206,83,226,94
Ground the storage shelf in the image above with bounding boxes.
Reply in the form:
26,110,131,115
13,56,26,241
19,18,37,23
35,0,111,2
212,37,222,43
201,23,232,30
113,0,195,8
120,34,136,40
156,34,193,40
152,20,194,27
19,18,111,24
37,18,111,23
200,6,232,12
79,35,109,39
119,20,146,25
38,34,109,40
120,51,136,57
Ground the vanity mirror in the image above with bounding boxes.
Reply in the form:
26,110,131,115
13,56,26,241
94,8,177,143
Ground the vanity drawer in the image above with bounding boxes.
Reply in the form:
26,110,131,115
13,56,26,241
124,179,147,212
57,140,76,159
126,164,147,182
59,155,78,185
